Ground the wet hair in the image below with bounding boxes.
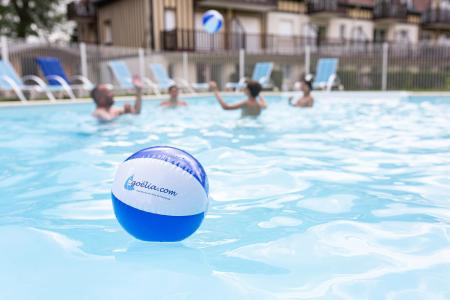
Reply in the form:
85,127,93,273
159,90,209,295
246,80,262,98
303,79,312,91
302,75,313,91
168,85,178,92
90,85,101,105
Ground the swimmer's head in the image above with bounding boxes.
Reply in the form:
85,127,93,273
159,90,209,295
245,80,262,98
91,84,114,108
168,84,179,100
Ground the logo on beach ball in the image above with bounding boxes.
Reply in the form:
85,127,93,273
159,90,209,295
202,10,224,33
111,146,209,242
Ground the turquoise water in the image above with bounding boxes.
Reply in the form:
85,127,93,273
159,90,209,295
1,94,450,299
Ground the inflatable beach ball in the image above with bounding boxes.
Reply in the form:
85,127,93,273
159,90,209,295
202,10,224,33
111,146,209,242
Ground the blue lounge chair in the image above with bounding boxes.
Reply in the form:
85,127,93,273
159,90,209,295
149,63,175,91
36,57,94,98
108,60,159,95
149,63,205,93
226,62,274,90
108,60,134,90
0,59,56,102
313,58,341,90
36,56,94,100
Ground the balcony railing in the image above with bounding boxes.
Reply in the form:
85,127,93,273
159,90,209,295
160,29,372,53
422,9,450,25
67,1,96,20
307,0,341,14
196,0,277,7
161,29,317,53
373,2,408,19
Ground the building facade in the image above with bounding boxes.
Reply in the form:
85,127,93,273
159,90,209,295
421,0,450,43
68,0,450,49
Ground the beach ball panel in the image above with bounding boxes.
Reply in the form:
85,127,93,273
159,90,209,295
112,158,208,217
215,20,223,32
202,14,214,24
112,194,205,242
125,146,208,193
204,20,219,33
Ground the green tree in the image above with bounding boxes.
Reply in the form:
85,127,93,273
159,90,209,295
0,0,65,38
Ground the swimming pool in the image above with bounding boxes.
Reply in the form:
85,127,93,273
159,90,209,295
1,93,450,299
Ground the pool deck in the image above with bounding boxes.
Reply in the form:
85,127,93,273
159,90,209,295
1,90,450,107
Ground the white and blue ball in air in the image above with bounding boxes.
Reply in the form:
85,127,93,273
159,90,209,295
202,10,223,33
111,146,209,242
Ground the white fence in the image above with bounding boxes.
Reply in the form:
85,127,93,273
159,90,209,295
1,37,450,98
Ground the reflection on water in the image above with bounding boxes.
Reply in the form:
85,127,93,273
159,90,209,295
1,95,450,299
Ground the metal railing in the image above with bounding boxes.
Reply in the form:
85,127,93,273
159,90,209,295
196,0,277,7
2,36,450,99
373,1,409,19
307,0,343,14
160,29,375,53
422,9,450,25
67,1,96,20
161,29,316,53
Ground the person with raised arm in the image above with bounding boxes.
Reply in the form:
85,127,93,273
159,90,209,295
91,76,143,121
210,80,267,117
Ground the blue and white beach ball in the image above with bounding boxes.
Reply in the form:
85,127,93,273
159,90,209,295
111,146,209,242
202,10,224,33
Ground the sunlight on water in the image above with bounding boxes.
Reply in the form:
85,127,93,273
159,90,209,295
0,94,450,299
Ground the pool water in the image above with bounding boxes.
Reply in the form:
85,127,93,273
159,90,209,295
1,94,450,299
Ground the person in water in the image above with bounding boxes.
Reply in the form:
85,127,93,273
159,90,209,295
160,85,187,107
91,76,142,121
289,75,314,108
210,80,267,117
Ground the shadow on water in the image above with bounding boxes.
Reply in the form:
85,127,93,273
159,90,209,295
115,240,287,276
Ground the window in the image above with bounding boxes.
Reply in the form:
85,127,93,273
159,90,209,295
103,20,112,45
230,18,245,49
231,18,244,34
437,34,450,46
317,26,326,44
279,19,294,36
374,29,386,43
400,0,414,10
420,30,431,40
236,16,261,34
302,23,317,39
164,9,176,31
396,29,410,44
353,26,366,41
441,0,450,10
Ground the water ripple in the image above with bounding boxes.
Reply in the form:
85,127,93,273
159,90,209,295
1,95,450,299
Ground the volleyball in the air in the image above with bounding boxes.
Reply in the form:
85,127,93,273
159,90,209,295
202,10,224,33
111,146,209,242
